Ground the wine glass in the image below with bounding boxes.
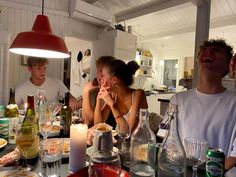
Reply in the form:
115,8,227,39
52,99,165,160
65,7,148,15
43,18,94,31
88,150,121,177
184,137,208,177
116,119,131,168
15,124,37,172
39,104,55,140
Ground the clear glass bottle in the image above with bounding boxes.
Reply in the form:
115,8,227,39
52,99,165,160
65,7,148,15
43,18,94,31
5,88,18,144
60,92,72,137
158,103,186,177
22,95,39,159
130,109,156,177
36,87,46,124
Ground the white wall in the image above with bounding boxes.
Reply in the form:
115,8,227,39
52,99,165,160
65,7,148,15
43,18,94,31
0,0,100,102
140,41,195,91
65,37,93,98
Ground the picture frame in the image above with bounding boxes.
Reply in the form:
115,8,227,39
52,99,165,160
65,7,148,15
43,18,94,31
21,55,28,66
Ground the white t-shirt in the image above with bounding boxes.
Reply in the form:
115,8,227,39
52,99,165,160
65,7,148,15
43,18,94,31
170,88,236,176
15,77,69,106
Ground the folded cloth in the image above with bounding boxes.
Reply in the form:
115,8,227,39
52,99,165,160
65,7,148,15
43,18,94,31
0,148,20,167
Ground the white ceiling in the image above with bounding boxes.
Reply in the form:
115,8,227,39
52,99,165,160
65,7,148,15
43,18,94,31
91,0,236,51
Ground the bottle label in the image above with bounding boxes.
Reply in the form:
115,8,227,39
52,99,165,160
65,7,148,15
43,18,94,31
0,118,9,140
8,116,18,144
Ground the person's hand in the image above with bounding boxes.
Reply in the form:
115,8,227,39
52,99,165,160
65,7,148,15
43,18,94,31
97,85,114,107
69,95,81,112
87,124,99,145
229,54,236,78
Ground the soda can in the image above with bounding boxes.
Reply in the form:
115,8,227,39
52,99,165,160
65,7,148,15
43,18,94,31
0,105,5,118
206,148,225,177
0,118,9,140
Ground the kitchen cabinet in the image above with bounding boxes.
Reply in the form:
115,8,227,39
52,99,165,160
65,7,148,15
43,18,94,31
97,30,137,61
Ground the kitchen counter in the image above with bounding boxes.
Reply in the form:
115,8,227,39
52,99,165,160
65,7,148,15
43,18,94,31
146,91,175,116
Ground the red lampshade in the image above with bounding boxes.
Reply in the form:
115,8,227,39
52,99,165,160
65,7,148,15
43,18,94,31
9,15,70,59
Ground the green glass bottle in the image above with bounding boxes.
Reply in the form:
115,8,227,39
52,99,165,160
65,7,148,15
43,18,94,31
60,92,72,137
21,95,39,159
5,88,18,144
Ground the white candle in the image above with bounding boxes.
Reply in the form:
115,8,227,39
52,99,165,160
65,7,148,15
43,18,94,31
69,124,88,173
24,102,28,114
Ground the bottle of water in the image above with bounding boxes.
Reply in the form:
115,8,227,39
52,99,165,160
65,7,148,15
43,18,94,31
36,87,46,123
130,109,156,177
158,103,186,177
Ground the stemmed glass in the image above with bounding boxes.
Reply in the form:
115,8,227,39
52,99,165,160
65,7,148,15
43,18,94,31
15,124,37,172
184,137,208,177
116,119,131,168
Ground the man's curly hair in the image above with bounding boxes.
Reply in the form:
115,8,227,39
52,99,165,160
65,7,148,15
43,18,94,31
199,39,234,64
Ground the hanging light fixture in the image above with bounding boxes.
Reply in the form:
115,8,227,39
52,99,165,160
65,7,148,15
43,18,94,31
9,0,70,59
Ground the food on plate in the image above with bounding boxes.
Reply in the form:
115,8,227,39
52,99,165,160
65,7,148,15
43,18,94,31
51,125,60,132
63,139,70,153
0,138,7,146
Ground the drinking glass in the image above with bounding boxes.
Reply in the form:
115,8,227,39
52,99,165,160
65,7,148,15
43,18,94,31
184,137,208,177
39,138,63,177
39,104,55,140
116,119,131,169
88,150,121,177
15,125,37,172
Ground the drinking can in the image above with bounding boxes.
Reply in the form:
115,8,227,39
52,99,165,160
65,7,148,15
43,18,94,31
206,148,225,177
0,105,5,118
0,118,9,140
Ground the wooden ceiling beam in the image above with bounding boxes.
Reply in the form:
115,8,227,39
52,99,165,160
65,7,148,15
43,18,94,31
116,0,189,20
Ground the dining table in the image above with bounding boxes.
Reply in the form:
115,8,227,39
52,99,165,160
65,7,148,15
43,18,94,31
0,142,206,177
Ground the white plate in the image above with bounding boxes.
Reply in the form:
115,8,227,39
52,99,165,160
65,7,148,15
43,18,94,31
0,138,7,149
0,170,39,177
62,138,70,158
86,146,119,157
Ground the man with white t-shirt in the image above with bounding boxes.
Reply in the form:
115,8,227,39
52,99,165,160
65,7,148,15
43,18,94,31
168,39,236,176
15,57,81,111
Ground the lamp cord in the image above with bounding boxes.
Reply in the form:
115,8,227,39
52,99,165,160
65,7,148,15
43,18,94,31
42,0,44,15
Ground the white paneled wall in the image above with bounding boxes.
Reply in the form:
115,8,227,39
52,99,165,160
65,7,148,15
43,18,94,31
0,0,100,103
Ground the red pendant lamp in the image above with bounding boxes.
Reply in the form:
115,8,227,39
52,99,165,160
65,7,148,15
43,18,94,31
9,0,70,59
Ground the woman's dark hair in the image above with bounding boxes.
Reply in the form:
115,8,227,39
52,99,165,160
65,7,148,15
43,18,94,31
127,60,140,75
104,59,136,86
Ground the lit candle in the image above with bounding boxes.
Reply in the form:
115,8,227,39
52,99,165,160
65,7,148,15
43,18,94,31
24,102,28,114
69,124,88,173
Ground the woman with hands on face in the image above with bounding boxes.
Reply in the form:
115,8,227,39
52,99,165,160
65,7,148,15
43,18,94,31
94,59,148,134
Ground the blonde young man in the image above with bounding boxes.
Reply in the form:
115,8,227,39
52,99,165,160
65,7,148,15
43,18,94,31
15,57,81,111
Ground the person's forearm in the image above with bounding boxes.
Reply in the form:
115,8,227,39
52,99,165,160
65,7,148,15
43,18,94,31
110,103,129,135
82,91,94,125
225,156,236,171
94,99,104,124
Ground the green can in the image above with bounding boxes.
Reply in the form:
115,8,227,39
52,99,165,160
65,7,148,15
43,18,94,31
206,148,225,177
0,118,9,140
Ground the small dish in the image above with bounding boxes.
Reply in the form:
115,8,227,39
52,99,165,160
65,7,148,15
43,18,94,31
0,170,39,177
86,146,119,157
67,165,129,177
62,138,70,158
0,138,7,149
40,125,60,138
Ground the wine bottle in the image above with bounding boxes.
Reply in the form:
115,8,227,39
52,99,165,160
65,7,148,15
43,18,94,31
130,109,156,177
5,88,18,144
22,95,39,159
60,92,72,137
